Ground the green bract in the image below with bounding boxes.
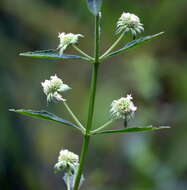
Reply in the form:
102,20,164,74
20,49,89,61
100,32,164,60
9,109,82,132
91,126,170,135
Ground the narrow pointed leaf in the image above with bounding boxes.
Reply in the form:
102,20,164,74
87,0,102,15
20,49,88,61
92,125,170,135
9,109,82,131
107,32,164,58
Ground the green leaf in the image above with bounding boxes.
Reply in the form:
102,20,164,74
9,109,82,131
92,125,170,135
87,0,102,15
107,32,164,58
19,49,88,61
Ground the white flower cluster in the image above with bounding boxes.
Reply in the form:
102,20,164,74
41,75,71,103
110,94,137,120
116,12,144,36
54,149,79,173
57,33,83,55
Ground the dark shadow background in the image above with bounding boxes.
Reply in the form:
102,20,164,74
1,0,187,189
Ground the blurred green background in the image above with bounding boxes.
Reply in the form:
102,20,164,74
1,0,187,189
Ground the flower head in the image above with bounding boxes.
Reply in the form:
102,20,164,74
110,94,137,120
41,75,71,103
57,33,84,55
116,12,144,36
54,149,79,172
58,149,79,163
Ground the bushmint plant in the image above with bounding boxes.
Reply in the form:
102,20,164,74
10,0,170,190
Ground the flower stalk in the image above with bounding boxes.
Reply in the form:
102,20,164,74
100,32,125,60
90,118,116,134
72,45,94,62
124,117,128,128
66,174,71,190
63,101,85,132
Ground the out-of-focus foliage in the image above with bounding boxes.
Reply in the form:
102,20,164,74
0,0,187,189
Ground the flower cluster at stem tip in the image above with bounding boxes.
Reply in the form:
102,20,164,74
110,94,137,120
57,33,84,55
54,149,79,173
56,13,143,56
41,75,71,103
116,12,144,36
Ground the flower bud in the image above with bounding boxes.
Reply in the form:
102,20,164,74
54,149,79,173
110,94,137,120
116,12,144,36
58,149,79,163
57,33,84,55
41,75,71,103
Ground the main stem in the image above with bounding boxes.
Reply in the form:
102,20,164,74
73,14,100,190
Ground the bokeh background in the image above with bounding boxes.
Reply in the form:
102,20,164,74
1,0,187,189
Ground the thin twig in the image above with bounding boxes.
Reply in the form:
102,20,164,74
100,32,125,60
63,101,85,132
91,118,116,134
72,45,94,62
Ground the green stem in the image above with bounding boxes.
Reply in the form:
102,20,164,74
66,173,71,190
94,14,100,63
72,45,94,62
100,32,125,60
73,14,100,190
124,117,128,128
86,63,99,133
73,135,90,190
85,13,100,133
123,113,128,128
91,118,116,134
63,101,85,132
